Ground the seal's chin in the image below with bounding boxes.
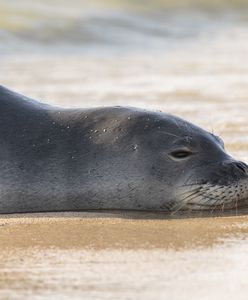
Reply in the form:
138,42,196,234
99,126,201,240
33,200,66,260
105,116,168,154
173,179,248,213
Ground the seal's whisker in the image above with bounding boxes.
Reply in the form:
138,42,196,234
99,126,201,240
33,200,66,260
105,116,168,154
179,189,202,203
178,187,202,197
235,192,239,215
210,199,223,213
178,183,203,188
178,182,216,189
184,185,236,212
161,132,182,139
204,188,234,212
201,192,225,212
176,178,248,213
222,201,225,212
198,186,225,204
171,189,201,214
187,185,222,206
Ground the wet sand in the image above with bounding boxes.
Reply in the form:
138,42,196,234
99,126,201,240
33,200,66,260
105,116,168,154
2,211,248,250
1,212,248,300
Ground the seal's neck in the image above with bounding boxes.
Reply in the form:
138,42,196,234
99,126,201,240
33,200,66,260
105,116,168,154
0,85,47,113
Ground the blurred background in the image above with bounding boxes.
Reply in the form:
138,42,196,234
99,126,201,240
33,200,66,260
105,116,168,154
0,0,248,159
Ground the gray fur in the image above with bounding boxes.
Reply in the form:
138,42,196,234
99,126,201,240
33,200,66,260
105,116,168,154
0,85,248,214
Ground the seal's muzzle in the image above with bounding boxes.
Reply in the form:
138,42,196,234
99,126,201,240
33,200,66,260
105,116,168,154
175,160,248,213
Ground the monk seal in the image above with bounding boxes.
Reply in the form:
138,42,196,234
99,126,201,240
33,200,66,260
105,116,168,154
0,85,248,214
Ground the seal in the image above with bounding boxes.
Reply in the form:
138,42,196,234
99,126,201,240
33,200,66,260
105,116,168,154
0,85,248,214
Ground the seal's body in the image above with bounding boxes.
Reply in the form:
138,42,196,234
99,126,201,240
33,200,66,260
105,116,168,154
0,86,248,214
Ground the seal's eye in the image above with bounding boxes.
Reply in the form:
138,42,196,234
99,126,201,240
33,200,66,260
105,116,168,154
170,150,193,159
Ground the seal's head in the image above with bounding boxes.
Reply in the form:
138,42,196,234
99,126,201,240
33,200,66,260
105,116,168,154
167,131,248,213
121,109,248,213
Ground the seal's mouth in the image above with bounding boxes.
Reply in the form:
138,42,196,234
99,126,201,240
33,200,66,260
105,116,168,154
173,179,248,213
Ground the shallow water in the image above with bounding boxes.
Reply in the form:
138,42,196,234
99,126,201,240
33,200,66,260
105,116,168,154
1,1,248,299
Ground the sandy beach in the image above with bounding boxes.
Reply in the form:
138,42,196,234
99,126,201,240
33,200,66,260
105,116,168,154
1,1,248,299
1,212,248,300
